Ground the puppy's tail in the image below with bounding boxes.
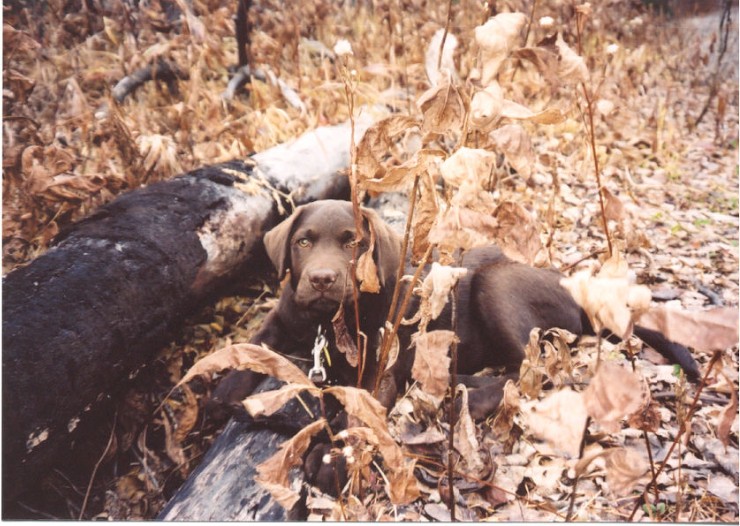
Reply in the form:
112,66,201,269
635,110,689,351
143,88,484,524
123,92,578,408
633,325,701,382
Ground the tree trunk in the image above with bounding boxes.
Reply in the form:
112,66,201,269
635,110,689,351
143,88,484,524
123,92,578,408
2,116,373,505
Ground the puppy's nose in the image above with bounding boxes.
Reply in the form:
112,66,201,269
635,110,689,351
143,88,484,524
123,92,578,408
308,269,338,291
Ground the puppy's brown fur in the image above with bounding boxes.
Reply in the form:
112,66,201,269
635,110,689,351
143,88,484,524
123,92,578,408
212,200,700,420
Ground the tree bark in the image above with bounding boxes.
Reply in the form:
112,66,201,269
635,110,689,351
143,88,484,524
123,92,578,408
2,116,374,505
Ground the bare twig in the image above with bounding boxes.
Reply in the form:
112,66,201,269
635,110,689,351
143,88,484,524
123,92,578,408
447,282,459,521
565,416,592,521
438,0,453,72
79,411,117,519
627,350,723,521
112,58,188,104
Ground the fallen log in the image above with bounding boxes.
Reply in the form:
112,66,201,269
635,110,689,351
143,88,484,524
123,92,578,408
2,115,375,507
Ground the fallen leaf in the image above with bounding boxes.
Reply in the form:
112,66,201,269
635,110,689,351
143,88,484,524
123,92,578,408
356,219,380,293
454,385,486,475
583,362,648,434
411,330,455,397
637,306,739,352
604,447,649,496
524,388,589,457
359,148,445,194
356,115,420,187
491,380,520,442
242,383,320,418
417,263,468,331
554,32,589,85
178,343,313,387
255,418,327,509
717,371,739,449
469,83,504,131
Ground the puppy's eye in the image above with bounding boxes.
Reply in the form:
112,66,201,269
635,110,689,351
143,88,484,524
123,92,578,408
345,239,359,249
296,238,311,248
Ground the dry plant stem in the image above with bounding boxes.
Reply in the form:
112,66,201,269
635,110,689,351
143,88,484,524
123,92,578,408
509,0,537,83
565,415,592,522
627,350,723,521
437,0,453,71
79,412,117,519
374,244,435,397
581,82,613,258
692,0,731,130
643,430,660,503
446,284,459,521
373,177,421,395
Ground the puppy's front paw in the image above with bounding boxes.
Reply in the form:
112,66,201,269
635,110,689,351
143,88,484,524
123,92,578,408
304,442,348,496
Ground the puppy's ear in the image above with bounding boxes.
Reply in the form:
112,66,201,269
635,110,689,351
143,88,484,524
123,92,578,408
264,207,304,278
361,207,402,287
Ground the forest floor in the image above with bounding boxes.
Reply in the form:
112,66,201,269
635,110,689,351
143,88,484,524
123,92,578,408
3,0,738,521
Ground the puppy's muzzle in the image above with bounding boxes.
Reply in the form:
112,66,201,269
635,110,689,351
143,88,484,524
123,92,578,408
308,268,338,292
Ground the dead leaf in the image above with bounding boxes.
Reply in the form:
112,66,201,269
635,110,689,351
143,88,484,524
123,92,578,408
410,330,454,397
583,362,647,434
524,388,589,457
604,447,649,496
454,385,486,475
638,306,739,352
560,253,652,338
356,220,380,293
356,115,420,187
255,419,327,509
602,186,626,223
554,32,589,85
492,201,543,266
428,204,499,257
173,384,198,443
417,73,467,135
717,371,739,449
242,384,320,418
411,172,440,262
491,380,520,442
162,416,188,477
499,100,566,124
490,124,535,181
519,328,545,398
469,83,504,131
425,29,459,87
178,343,313,387
474,12,527,86
332,307,359,367
386,459,422,506
359,149,445,194
439,147,497,189
416,263,468,331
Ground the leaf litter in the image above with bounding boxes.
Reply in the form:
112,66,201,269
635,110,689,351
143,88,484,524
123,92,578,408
3,0,738,521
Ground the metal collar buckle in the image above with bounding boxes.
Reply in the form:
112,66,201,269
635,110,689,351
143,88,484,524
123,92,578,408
308,325,328,384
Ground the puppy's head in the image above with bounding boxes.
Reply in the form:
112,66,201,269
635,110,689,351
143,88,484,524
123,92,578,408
264,200,401,313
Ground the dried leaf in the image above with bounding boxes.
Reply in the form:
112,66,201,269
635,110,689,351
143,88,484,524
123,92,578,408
242,384,320,418
638,306,739,352
604,448,649,496
469,83,504,131
511,44,561,89
411,330,455,397
602,186,626,222
717,372,739,449
356,220,380,293
137,134,182,178
386,459,422,506
524,388,589,457
255,419,327,509
359,149,444,194
417,263,468,331
411,172,440,262
583,362,647,433
425,29,459,87
356,115,420,187
162,416,188,477
474,12,528,86
454,385,486,475
439,147,497,189
490,124,534,181
178,343,313,387
428,204,499,256
492,201,543,266
491,380,521,442
499,100,566,124
332,307,359,367
173,384,199,443
519,328,545,398
417,73,467,135
554,33,589,84
560,253,651,338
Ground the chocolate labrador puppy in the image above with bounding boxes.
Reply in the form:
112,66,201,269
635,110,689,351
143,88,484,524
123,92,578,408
212,199,700,421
